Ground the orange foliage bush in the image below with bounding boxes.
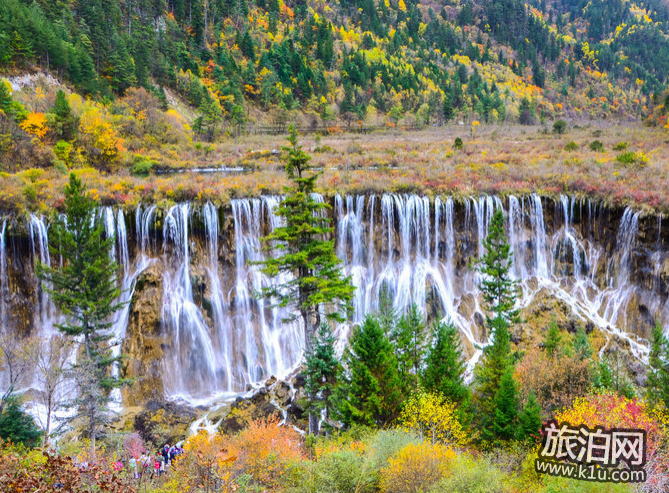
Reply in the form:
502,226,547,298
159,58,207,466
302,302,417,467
234,416,305,485
170,416,304,492
0,440,133,493
379,442,455,493
515,347,591,417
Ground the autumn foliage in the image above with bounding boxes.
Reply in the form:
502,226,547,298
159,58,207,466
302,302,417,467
0,439,134,493
399,391,468,446
168,417,305,492
379,442,455,493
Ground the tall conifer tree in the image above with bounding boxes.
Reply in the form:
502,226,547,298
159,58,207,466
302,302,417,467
37,173,127,459
304,324,340,433
472,208,520,442
333,316,403,427
258,125,354,433
647,321,669,409
422,321,469,405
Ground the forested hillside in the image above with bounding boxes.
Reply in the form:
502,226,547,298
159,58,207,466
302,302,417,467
2,0,669,136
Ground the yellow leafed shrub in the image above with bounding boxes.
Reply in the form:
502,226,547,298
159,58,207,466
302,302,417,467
379,442,455,493
19,112,48,139
399,391,468,446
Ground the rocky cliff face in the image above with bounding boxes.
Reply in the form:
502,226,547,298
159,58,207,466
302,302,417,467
0,194,667,407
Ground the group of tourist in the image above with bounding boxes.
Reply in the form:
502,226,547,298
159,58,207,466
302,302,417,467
110,444,184,479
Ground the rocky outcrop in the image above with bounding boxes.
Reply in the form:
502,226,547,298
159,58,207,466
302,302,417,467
122,263,165,407
134,400,197,448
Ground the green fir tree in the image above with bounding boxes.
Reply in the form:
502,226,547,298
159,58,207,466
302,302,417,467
304,324,341,433
422,321,469,405
36,173,127,460
0,397,41,448
49,90,79,141
647,322,669,409
516,392,542,442
258,125,354,432
472,208,520,442
543,320,561,358
391,303,426,394
333,316,403,427
572,326,593,361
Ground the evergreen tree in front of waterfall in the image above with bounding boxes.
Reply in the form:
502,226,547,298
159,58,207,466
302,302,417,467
36,173,128,459
471,209,526,443
304,324,341,431
422,320,471,425
257,124,354,434
647,322,669,409
391,303,426,395
332,316,403,427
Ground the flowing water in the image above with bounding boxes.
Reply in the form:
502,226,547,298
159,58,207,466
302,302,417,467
0,194,666,405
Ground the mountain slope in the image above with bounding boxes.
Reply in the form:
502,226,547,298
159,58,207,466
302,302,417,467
2,0,669,134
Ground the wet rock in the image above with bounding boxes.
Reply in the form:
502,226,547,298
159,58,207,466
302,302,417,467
134,401,196,448
219,387,282,434
122,264,165,407
291,373,306,389
629,361,647,387
265,375,277,387
273,381,291,406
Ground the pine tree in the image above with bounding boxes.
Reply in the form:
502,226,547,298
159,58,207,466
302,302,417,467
36,173,127,459
473,208,520,442
572,326,593,361
391,303,425,394
543,320,561,358
49,89,79,140
241,31,255,60
0,80,14,118
258,125,354,433
647,322,669,409
532,59,545,88
377,283,397,337
304,324,340,434
492,369,519,442
593,358,614,391
0,79,27,123
0,397,42,448
475,209,519,327
516,392,542,442
333,316,403,427
422,321,469,405
442,91,454,122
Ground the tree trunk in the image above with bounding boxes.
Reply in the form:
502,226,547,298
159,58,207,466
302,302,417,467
302,308,320,435
44,398,51,447
90,409,96,463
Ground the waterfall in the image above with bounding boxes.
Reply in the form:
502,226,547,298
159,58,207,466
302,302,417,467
0,219,7,333
29,214,56,335
530,194,549,280
4,194,665,407
161,204,219,399
203,202,233,392
229,197,303,391
109,209,152,410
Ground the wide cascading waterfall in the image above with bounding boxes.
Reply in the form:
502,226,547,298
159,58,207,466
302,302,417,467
2,194,668,407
